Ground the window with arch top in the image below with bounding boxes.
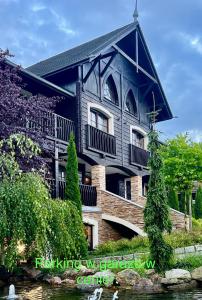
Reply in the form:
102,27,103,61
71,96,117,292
125,90,138,116
104,75,118,105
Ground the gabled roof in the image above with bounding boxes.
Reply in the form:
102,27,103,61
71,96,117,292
6,60,74,98
26,23,136,77
26,21,173,122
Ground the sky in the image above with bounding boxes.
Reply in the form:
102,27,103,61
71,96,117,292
1,0,202,141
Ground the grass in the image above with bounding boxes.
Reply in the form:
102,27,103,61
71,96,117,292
173,254,202,271
90,222,202,258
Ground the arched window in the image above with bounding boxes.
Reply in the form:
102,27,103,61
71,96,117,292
104,75,118,104
90,109,108,133
125,90,137,116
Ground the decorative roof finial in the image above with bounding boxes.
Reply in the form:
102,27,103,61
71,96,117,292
133,0,139,22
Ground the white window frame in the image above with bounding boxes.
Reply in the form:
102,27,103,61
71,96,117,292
130,125,148,150
87,102,114,135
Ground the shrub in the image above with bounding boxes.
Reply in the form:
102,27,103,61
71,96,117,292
0,173,50,270
173,255,202,271
47,200,88,260
0,173,87,270
92,229,202,257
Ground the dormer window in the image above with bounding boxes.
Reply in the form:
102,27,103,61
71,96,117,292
104,75,118,105
125,90,137,116
90,109,108,133
132,130,144,149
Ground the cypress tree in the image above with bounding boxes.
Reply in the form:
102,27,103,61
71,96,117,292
195,187,202,219
144,130,173,272
65,133,82,215
168,188,179,211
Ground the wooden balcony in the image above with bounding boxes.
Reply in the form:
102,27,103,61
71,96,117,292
130,144,150,168
47,179,97,207
26,110,75,143
86,125,116,156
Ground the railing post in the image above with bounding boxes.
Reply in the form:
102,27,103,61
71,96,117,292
54,113,57,140
54,144,59,198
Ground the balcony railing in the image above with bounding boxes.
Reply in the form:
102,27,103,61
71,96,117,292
47,179,97,207
26,110,75,143
86,125,116,156
130,144,150,167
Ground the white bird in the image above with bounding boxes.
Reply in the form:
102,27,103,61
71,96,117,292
112,291,119,300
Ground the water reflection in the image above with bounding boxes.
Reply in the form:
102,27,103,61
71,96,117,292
0,283,202,300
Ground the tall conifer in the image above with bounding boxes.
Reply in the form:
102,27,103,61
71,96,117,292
144,130,173,272
65,133,82,215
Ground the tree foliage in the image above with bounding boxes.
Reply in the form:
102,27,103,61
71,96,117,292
0,49,60,171
160,134,202,194
168,188,179,211
0,134,87,270
144,130,173,272
195,187,202,219
65,133,82,215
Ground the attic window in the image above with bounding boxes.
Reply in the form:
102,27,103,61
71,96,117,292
104,75,118,105
125,90,137,116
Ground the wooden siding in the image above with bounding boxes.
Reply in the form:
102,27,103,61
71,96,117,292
79,52,151,175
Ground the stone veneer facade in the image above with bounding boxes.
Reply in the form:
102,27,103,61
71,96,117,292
83,165,187,247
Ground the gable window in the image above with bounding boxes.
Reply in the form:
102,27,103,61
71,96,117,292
104,75,118,104
132,130,144,149
125,90,137,116
90,109,108,133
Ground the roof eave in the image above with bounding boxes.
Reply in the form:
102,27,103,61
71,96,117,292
5,60,75,98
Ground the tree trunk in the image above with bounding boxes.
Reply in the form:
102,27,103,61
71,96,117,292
189,193,192,232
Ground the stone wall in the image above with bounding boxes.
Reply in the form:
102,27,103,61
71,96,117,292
100,190,145,231
99,220,123,244
170,209,187,230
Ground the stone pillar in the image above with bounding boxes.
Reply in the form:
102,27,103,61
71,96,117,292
91,165,106,207
131,176,142,202
91,165,106,190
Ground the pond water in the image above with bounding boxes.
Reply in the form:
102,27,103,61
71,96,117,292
0,283,202,300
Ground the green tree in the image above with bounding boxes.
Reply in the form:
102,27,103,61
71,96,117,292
160,134,202,230
179,192,186,213
195,187,202,219
0,134,87,270
65,133,82,214
168,188,179,211
144,130,173,272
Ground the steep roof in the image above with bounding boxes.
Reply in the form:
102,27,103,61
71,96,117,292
26,23,136,77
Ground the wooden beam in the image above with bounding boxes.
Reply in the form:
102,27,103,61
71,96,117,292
113,45,157,84
89,51,115,62
136,29,139,73
83,57,99,83
101,51,117,77
142,82,155,99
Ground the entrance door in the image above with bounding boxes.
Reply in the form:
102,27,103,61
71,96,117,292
84,224,93,250
124,178,131,200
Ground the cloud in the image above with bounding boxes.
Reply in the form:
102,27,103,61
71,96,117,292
186,129,202,143
178,32,202,55
50,9,77,36
31,4,46,12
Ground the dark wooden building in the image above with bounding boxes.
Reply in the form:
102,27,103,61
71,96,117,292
8,11,185,249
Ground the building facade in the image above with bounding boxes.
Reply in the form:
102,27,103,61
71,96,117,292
9,16,186,249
